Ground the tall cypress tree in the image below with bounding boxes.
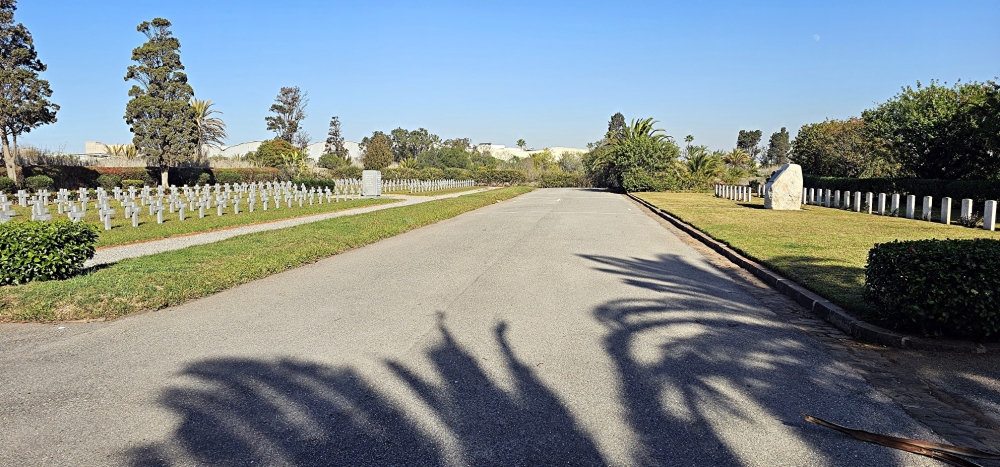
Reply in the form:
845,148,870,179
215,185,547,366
124,18,197,187
0,0,58,187
765,127,791,166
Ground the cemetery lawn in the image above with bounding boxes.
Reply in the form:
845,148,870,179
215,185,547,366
0,186,533,322
382,186,480,196
5,198,395,248
636,192,1000,317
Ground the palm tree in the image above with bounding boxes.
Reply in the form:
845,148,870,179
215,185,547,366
723,147,754,169
516,139,526,150
686,149,722,177
191,98,228,162
621,118,670,143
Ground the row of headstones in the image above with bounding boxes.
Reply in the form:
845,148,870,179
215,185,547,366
0,179,366,228
801,187,999,231
380,179,475,193
714,184,764,202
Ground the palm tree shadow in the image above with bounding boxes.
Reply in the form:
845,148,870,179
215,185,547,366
126,319,605,466
580,252,935,466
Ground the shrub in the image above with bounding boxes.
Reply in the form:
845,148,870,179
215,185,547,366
214,170,244,184
249,139,298,168
327,166,363,179
442,168,474,180
0,176,15,193
196,173,211,185
864,239,1000,340
24,175,54,191
416,167,444,181
292,177,338,190
382,167,419,180
0,220,99,285
318,153,349,169
473,167,527,185
539,172,590,188
96,174,122,191
121,179,146,189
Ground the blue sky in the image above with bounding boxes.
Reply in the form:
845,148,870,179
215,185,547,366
14,0,1000,153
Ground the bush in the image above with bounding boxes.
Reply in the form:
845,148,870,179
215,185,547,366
96,174,121,191
292,177,338,190
121,179,146,189
318,153,349,169
327,166,363,179
416,167,444,181
864,239,1000,340
539,172,590,188
442,168,474,180
0,176,15,193
381,167,419,180
248,139,298,168
24,175,54,191
196,173,211,185
473,167,526,185
0,220,99,285
214,170,244,184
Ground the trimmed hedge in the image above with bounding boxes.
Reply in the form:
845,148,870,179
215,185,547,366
473,167,527,185
20,166,285,189
804,175,1000,206
864,239,1000,340
24,175,54,191
0,220,99,285
292,177,338,190
539,172,591,188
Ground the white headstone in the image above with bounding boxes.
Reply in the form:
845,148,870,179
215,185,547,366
985,200,997,231
941,197,952,225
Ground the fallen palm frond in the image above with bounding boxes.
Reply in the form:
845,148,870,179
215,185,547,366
804,414,1000,467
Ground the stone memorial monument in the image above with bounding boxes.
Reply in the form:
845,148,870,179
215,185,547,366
764,163,803,210
361,170,382,197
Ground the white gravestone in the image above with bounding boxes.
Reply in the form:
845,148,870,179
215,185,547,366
985,200,997,231
941,198,952,225
764,164,803,210
362,170,382,197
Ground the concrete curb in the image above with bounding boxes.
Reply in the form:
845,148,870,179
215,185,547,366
629,193,998,353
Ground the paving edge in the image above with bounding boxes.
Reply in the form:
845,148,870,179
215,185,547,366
628,193,999,353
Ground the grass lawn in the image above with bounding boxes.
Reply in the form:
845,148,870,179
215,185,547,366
636,192,1000,316
0,187,532,322
4,197,394,248
382,186,480,196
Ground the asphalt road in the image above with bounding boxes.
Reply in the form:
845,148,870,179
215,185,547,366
0,188,942,466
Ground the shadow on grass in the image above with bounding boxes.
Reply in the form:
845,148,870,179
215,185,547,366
126,317,604,466
737,203,765,210
762,255,871,316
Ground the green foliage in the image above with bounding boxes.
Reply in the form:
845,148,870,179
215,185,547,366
0,0,59,187
442,168,473,180
190,98,227,161
416,146,471,169
864,239,1000,339
23,174,52,190
470,148,500,168
764,127,790,166
318,152,349,169
196,172,211,185
539,172,590,188
327,166,362,179
803,175,1000,206
123,18,198,186
790,117,895,178
265,86,308,145
248,139,298,168
292,177,337,190
417,167,444,180
96,174,121,191
390,127,440,162
0,220,98,285
362,131,393,170
557,151,584,173
121,179,145,189
0,175,14,193
473,167,526,185
323,116,349,160
863,80,1000,180
213,170,243,184
736,130,763,162
587,118,681,192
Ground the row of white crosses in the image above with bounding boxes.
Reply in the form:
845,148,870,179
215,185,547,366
714,184,762,202
0,179,367,229
379,178,475,193
800,187,1000,231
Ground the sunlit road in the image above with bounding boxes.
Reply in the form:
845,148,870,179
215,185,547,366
0,188,940,466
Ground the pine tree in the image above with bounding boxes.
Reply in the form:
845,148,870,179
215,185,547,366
324,116,348,161
362,131,392,170
0,0,58,187
123,18,197,186
765,127,791,166
605,112,626,142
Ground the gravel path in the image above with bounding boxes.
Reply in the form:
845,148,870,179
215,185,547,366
85,188,494,268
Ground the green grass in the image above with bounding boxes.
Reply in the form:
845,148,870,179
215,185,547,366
636,192,1000,316
4,197,394,248
0,187,533,322
382,186,480,196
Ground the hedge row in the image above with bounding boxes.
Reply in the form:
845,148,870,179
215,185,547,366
803,175,1000,206
0,220,98,285
864,239,1000,340
538,172,591,188
18,166,286,189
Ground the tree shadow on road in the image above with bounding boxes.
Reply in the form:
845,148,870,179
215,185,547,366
126,318,604,466
580,252,934,466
